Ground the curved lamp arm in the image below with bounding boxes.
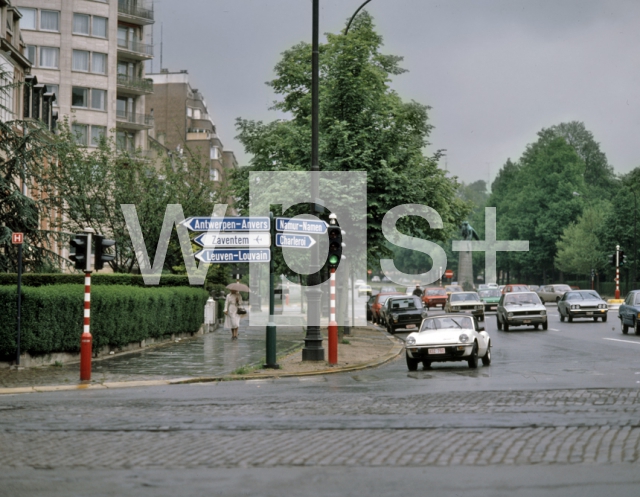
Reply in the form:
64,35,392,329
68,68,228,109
345,0,373,35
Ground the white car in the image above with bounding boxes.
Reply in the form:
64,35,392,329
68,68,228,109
372,276,381,282
405,314,491,370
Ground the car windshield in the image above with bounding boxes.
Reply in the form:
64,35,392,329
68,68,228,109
420,316,473,331
447,286,463,292
426,289,446,296
381,286,397,293
389,297,420,310
555,285,571,292
567,291,601,300
479,289,501,298
450,292,479,302
504,293,542,305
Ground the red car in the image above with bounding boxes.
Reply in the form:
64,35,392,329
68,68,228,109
422,287,448,309
371,292,403,324
502,284,529,294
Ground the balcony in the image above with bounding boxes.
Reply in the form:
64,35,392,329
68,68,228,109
117,74,154,95
116,110,154,130
118,0,154,25
187,128,214,141
117,39,153,60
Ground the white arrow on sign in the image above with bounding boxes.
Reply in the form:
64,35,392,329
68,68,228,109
194,232,271,248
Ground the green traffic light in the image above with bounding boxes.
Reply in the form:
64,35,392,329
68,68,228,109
329,255,339,265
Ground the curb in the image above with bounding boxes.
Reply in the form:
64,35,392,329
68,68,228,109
0,332,404,395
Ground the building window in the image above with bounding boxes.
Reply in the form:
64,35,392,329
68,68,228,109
40,10,60,32
91,89,106,110
0,55,14,122
186,107,193,117
39,47,59,68
92,53,107,74
24,45,36,65
116,131,135,152
210,168,219,182
93,16,108,38
72,14,90,35
72,124,88,146
71,87,88,108
193,109,201,120
210,146,220,160
19,8,37,30
46,84,59,107
72,50,90,72
91,126,106,146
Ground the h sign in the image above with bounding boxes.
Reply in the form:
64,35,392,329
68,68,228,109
12,232,24,244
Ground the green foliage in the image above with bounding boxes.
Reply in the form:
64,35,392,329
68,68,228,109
0,273,192,287
0,285,208,357
231,12,469,272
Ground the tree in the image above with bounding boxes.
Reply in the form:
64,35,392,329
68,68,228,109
231,12,469,274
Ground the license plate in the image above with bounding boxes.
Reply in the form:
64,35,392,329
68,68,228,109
406,324,416,329
428,348,446,355
587,312,593,315
523,320,531,324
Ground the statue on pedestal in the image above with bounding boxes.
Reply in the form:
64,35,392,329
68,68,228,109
458,222,478,290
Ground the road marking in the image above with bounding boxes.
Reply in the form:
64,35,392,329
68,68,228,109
603,338,640,345
548,328,560,332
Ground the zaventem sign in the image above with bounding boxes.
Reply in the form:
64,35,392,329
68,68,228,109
194,232,271,248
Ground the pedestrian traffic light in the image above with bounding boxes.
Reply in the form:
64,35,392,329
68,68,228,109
609,253,616,266
69,234,89,271
327,226,343,270
94,235,115,270
620,250,627,266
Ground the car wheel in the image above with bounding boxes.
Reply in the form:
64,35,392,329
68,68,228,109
481,342,491,366
497,315,503,331
635,320,640,335
560,311,565,322
542,319,548,330
467,342,479,369
556,297,561,304
504,320,509,332
442,304,445,310
593,316,598,322
387,323,394,334
622,321,629,334
406,352,419,371
568,313,573,323
422,360,431,370
602,314,607,323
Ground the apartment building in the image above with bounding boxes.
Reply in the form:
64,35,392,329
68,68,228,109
1,0,31,122
15,0,155,151
146,69,238,189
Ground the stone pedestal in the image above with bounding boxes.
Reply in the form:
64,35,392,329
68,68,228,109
458,250,474,290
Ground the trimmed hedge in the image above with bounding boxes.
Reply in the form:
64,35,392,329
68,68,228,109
0,285,208,358
0,273,193,287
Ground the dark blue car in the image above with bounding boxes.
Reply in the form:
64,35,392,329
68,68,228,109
618,290,640,334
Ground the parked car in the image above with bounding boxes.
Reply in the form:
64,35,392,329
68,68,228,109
358,285,372,297
557,290,608,322
477,284,490,291
502,284,529,294
371,292,404,324
380,296,428,333
444,292,485,321
496,291,548,331
528,285,540,292
537,284,572,303
372,276,381,282
487,283,499,289
444,284,463,296
478,288,502,312
618,290,640,334
366,295,376,321
380,286,398,293
404,314,491,370
422,287,448,309
382,276,391,282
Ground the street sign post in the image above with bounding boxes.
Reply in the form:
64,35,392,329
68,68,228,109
275,217,327,234
275,233,316,249
182,216,270,232
194,232,271,248
194,248,271,263
12,233,23,367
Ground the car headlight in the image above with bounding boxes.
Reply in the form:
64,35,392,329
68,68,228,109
508,312,513,318
459,334,469,343
406,336,416,346
570,304,578,310
540,310,546,316
391,313,398,321
476,305,483,310
598,304,607,309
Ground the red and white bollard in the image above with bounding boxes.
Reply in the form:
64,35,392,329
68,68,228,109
80,272,92,381
615,244,621,300
328,268,338,365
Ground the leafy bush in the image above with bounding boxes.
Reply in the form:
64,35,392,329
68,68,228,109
0,273,193,287
0,285,208,358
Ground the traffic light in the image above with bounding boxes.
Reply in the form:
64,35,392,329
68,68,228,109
69,234,89,271
94,235,115,270
609,253,616,266
620,250,627,266
327,225,343,270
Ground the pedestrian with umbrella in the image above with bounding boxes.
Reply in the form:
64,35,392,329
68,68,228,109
224,282,249,340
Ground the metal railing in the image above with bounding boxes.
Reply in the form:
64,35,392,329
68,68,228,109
117,38,153,56
116,74,153,93
116,110,154,127
118,0,154,21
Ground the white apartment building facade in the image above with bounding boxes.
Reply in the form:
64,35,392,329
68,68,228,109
15,0,154,151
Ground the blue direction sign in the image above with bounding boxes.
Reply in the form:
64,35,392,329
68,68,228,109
194,232,271,248
275,233,316,249
275,217,327,234
182,216,270,232
194,249,271,263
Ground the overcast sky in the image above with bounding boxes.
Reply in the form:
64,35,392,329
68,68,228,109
153,0,640,187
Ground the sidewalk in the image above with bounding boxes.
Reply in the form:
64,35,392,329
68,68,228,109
0,318,402,394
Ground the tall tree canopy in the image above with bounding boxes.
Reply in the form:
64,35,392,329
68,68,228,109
231,12,469,271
